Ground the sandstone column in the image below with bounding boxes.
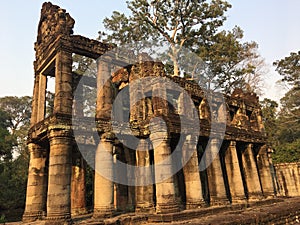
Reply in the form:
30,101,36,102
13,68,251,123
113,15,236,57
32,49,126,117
224,141,246,203
30,74,40,126
178,92,204,209
206,139,229,205
54,50,73,115
96,56,113,119
182,136,204,209
124,147,136,211
94,52,115,218
71,148,87,216
93,135,115,218
150,130,179,213
150,78,179,213
23,143,48,222
46,130,72,221
114,144,129,212
150,132,179,213
71,77,87,215
241,143,263,200
257,145,275,197
37,74,47,122
135,139,154,213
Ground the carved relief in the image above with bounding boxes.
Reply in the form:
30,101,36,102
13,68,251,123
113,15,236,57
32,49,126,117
34,2,75,69
36,2,74,47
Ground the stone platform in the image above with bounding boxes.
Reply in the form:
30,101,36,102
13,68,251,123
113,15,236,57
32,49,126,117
7,197,300,224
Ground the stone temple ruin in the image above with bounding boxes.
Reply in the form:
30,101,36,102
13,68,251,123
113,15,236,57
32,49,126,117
23,2,281,224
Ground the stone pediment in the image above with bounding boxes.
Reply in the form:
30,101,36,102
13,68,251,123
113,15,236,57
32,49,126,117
35,2,75,49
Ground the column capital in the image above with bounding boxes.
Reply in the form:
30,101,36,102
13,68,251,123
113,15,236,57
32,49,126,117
99,132,115,142
27,143,48,159
149,132,169,146
48,128,73,140
247,143,254,149
229,141,236,147
97,55,113,64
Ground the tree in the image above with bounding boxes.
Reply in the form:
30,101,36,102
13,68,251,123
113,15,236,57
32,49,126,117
103,0,232,77
274,51,300,87
0,96,31,156
0,97,31,221
72,54,97,117
260,98,279,148
0,96,31,135
271,52,300,163
276,87,300,144
103,0,266,94
0,110,15,161
0,153,28,221
196,26,265,94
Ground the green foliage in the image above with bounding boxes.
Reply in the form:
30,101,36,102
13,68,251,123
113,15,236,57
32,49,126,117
0,96,31,135
0,214,5,223
102,0,265,94
273,51,300,87
0,96,31,157
72,54,97,117
73,54,96,76
45,91,54,117
103,0,231,77
0,96,31,221
196,26,263,93
260,98,279,148
272,139,300,163
0,154,28,210
0,110,15,161
276,87,300,144
271,51,300,163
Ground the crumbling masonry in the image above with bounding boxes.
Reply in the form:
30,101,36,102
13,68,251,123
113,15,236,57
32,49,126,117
23,2,277,224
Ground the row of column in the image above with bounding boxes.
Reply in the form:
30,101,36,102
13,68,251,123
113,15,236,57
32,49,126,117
24,52,275,222
93,138,276,215
24,48,77,223
23,136,275,222
95,55,272,213
92,56,274,215
209,141,274,205
23,131,79,222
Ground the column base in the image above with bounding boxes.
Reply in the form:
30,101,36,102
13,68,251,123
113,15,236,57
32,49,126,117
71,207,88,216
185,200,206,210
45,213,72,225
231,197,247,205
45,219,72,225
156,202,180,214
210,197,230,206
22,211,45,222
247,193,264,202
46,213,71,221
263,192,275,198
93,207,116,219
136,203,155,213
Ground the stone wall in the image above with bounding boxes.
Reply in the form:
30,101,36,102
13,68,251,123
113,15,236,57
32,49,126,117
275,162,300,197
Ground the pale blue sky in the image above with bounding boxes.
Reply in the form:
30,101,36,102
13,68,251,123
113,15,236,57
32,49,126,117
0,1,299,101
